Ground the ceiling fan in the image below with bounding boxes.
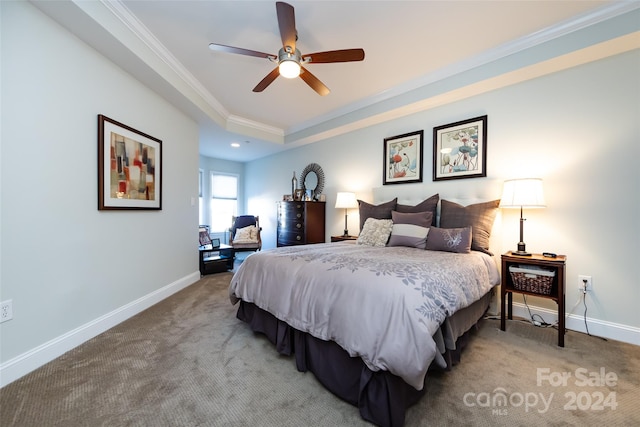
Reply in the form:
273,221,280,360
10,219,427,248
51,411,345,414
208,1,365,96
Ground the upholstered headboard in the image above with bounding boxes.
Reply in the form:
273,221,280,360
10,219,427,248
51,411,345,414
371,184,504,253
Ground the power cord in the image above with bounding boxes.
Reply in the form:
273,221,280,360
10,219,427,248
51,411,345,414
484,314,544,327
581,290,591,336
522,294,557,328
487,296,557,328
578,278,593,336
491,286,609,342
572,285,607,341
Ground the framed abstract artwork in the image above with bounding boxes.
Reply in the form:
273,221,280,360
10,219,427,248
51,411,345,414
433,115,487,181
383,130,424,185
98,114,162,210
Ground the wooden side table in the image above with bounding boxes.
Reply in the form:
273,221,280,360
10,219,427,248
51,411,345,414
331,235,358,242
500,252,567,347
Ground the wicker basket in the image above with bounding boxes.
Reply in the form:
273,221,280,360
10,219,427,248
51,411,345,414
509,266,555,295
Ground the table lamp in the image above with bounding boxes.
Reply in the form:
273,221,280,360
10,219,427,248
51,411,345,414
499,178,546,256
335,192,358,237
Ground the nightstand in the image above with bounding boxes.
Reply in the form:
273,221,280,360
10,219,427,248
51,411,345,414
199,244,235,275
331,235,358,242
500,252,567,347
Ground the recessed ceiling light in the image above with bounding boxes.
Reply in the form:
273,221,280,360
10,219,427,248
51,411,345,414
231,142,240,148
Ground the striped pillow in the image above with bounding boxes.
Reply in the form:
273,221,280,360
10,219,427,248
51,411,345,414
387,211,432,249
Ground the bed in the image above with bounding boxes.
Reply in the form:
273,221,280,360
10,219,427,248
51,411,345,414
228,191,501,426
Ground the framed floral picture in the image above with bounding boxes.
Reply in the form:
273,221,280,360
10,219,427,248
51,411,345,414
433,115,487,181
383,130,424,185
98,114,162,210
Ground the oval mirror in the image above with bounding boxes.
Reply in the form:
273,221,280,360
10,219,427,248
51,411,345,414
305,172,318,192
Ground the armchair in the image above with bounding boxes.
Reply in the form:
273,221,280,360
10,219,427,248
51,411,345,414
229,215,262,252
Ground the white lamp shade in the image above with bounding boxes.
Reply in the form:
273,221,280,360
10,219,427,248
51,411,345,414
335,192,358,209
499,178,546,208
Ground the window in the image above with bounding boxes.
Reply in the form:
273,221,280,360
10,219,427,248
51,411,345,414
210,172,238,232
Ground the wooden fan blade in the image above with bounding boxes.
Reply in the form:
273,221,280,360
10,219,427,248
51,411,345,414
276,2,296,51
304,49,365,63
209,43,275,60
253,67,281,92
299,66,330,96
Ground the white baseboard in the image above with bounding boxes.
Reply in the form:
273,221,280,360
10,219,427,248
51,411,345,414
0,271,201,388
509,302,640,346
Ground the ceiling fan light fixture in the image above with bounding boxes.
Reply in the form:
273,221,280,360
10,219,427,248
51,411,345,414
279,59,300,78
209,2,365,95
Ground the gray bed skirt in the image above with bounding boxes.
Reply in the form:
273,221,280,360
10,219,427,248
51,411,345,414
236,291,492,427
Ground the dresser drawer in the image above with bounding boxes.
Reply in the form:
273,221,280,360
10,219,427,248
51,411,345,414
280,203,305,221
277,231,305,246
278,218,304,233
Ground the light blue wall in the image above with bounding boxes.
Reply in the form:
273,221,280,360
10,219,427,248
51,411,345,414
244,49,640,334
0,2,199,373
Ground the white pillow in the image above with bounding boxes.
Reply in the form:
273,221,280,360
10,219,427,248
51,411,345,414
357,218,393,247
234,225,258,243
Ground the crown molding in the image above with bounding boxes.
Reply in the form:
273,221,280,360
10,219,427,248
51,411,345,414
227,115,285,142
101,1,230,120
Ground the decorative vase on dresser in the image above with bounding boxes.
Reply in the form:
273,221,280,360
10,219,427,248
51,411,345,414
277,201,326,247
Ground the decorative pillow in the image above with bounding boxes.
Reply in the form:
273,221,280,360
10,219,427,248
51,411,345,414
426,226,472,253
439,199,500,254
357,218,393,247
233,225,258,243
358,198,397,231
396,194,439,226
387,211,432,249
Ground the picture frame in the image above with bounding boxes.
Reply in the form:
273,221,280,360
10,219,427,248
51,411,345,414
383,130,424,185
98,114,162,210
294,189,304,201
433,115,487,181
199,226,212,246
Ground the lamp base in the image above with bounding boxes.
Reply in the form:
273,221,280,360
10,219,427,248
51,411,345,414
343,229,350,237
511,241,531,256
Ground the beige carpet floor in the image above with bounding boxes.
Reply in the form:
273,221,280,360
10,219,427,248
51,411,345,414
1,271,638,426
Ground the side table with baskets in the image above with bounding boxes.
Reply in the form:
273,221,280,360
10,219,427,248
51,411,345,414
500,252,567,347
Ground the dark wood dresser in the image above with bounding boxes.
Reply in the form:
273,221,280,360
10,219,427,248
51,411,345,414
277,201,326,247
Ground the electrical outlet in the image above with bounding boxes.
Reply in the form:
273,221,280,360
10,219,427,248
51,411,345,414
0,300,13,323
578,275,592,292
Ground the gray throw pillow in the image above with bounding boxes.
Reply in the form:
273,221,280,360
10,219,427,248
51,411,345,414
396,194,439,226
358,198,397,231
439,199,500,255
425,226,472,253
